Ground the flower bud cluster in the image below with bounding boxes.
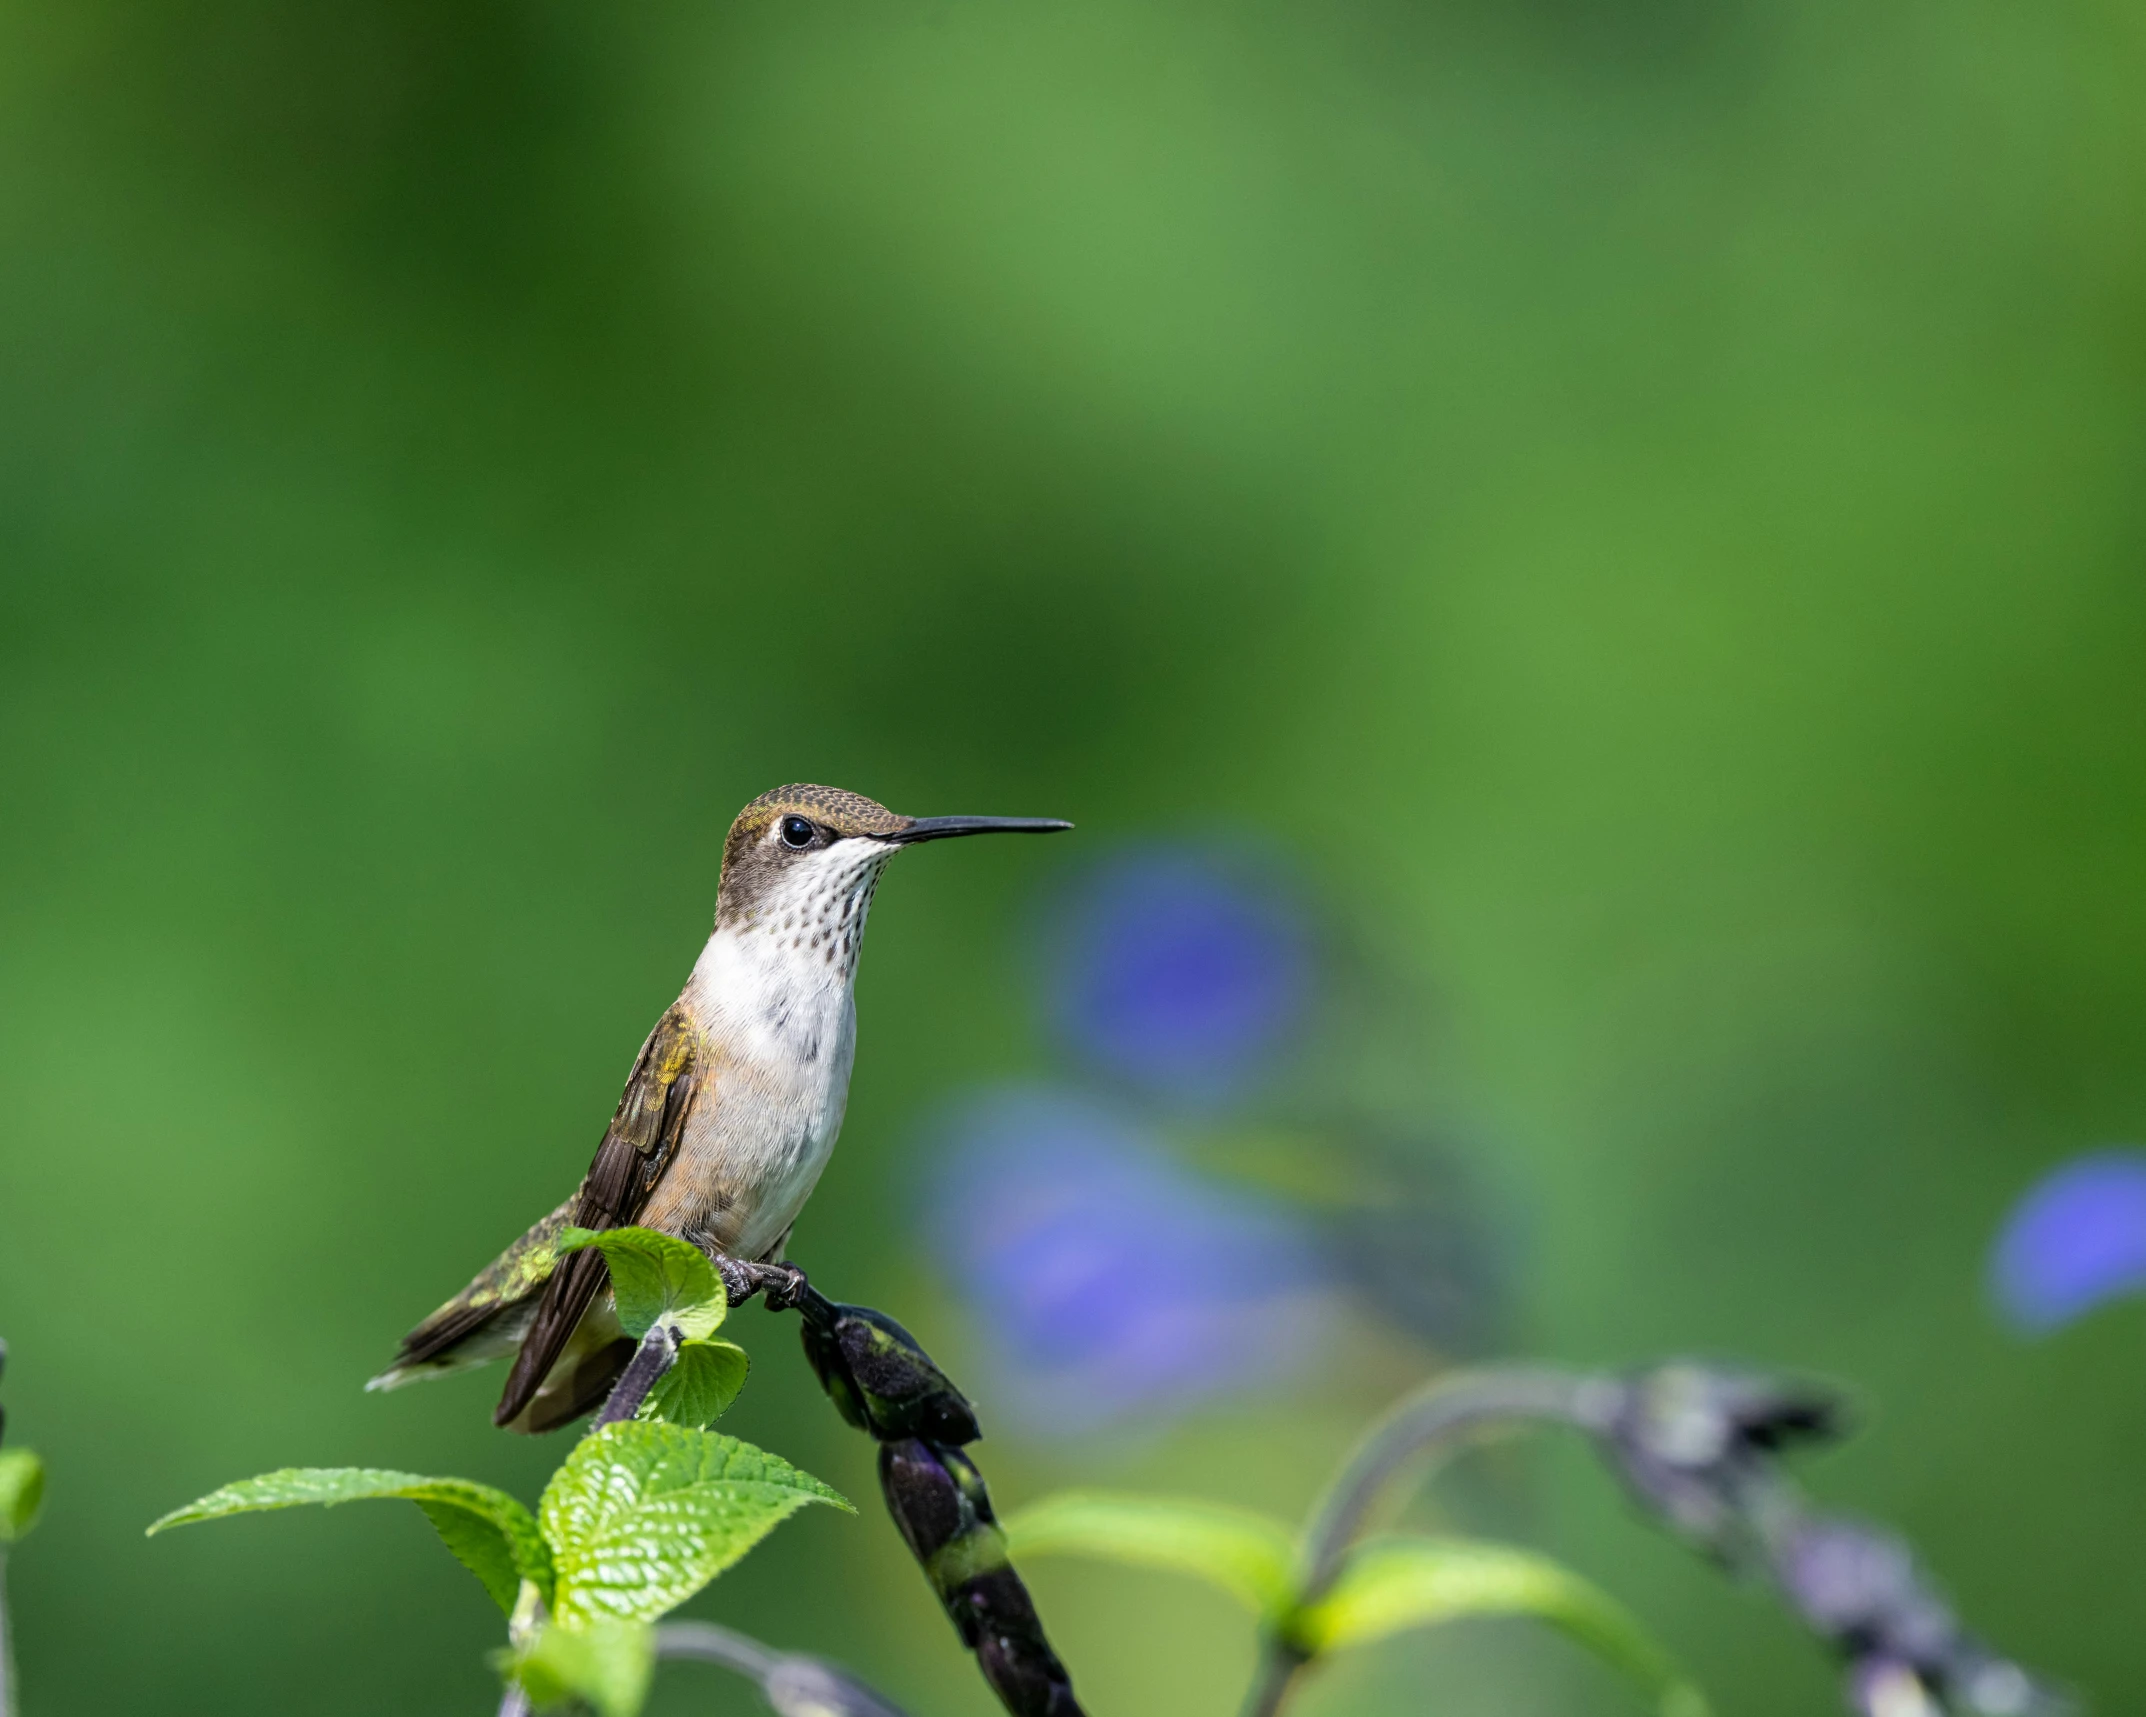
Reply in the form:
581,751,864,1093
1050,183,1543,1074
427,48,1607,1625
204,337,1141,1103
878,1439,1080,1717
1775,1518,2064,1717
776,1289,1082,1717
1600,1362,1841,1558
1599,1363,2059,1717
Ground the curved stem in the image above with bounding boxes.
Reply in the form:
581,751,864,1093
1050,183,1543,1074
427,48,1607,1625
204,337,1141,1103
1242,1366,1617,1717
1239,1649,1304,1717
656,1620,915,1717
652,1620,780,1678
1300,1367,1611,1599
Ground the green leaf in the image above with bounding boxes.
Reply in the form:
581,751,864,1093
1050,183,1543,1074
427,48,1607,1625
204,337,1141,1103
147,1468,551,1614
1003,1491,1299,1617
539,1422,850,1626
639,1338,749,1429
504,1619,654,1717
557,1226,727,1340
1291,1536,1709,1717
0,1451,44,1544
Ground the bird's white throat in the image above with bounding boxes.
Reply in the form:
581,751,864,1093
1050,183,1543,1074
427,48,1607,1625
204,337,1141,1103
687,838,896,1068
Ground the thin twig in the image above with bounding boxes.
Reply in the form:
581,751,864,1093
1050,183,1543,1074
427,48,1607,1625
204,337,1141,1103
657,1620,916,1716
500,1327,672,1714
654,1620,780,1678
593,1325,681,1429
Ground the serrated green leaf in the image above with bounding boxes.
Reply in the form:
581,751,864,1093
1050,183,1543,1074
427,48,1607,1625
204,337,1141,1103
503,1618,654,1717
0,1451,44,1544
147,1468,551,1614
539,1422,850,1626
638,1338,748,1429
1292,1536,1709,1717
1003,1491,1299,1617
557,1226,727,1341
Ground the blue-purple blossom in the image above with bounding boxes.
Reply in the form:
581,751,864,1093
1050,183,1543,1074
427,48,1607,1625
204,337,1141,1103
1042,849,1313,1103
925,1089,1330,1434
1990,1149,2146,1334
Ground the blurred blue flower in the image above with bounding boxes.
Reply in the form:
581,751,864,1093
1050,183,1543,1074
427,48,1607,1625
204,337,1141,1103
1990,1149,2146,1335
925,1088,1330,1434
1043,848,1314,1103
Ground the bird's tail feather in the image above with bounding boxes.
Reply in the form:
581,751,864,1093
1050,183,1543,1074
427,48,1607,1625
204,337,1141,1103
366,1199,577,1391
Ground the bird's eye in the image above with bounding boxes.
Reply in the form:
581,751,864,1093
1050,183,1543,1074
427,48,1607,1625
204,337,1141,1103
780,816,816,849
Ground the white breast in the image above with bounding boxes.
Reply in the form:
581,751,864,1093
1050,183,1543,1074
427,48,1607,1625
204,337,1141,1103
674,842,892,1259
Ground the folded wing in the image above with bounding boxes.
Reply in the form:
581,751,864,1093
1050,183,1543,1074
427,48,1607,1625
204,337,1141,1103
492,1004,702,1427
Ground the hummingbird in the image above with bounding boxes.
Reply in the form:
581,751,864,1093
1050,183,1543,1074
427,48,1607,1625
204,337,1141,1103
368,784,1071,1432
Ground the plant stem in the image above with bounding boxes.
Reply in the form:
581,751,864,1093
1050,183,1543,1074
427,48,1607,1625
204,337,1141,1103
652,1620,778,1677
593,1325,680,1428
494,1684,529,1717
656,1621,916,1717
1241,1366,1612,1717
1299,1367,1609,1596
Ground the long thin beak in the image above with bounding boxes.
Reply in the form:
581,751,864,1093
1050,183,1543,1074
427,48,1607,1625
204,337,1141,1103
886,815,1074,845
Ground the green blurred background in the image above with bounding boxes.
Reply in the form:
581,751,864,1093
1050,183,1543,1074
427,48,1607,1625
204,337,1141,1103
2,0,2143,1711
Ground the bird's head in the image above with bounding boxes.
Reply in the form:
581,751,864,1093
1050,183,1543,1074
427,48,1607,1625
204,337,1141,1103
714,784,1071,944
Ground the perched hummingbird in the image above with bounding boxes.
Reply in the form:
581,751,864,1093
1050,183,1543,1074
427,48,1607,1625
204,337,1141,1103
369,784,1071,1432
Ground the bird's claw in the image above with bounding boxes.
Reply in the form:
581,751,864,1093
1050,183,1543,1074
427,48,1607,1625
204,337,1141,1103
707,1253,812,1313
759,1262,812,1311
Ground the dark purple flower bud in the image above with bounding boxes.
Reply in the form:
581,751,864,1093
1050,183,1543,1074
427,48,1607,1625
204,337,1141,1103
877,1439,974,1568
975,1626,1083,1717
802,1306,981,1446
876,1442,1089,1712
877,1442,1021,1641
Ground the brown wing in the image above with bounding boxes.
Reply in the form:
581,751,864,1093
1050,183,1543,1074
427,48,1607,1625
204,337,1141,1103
493,1004,701,1427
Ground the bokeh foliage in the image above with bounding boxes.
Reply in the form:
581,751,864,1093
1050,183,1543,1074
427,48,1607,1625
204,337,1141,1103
1,0,2142,1712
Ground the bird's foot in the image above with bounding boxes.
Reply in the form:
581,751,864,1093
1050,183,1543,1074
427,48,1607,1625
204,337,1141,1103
711,1255,758,1308
709,1254,812,1313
